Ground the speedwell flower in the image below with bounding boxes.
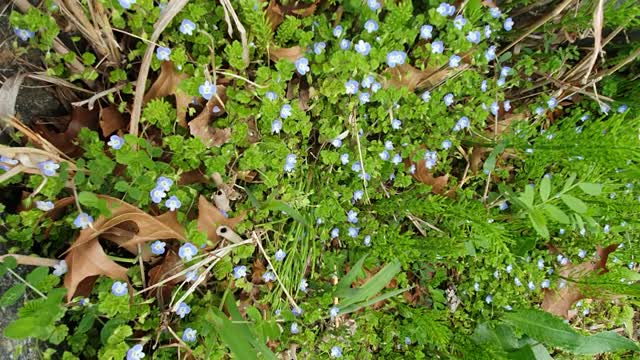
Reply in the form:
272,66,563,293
313,42,326,55
14,28,35,41
391,118,402,130
367,0,380,10
364,20,378,33
274,249,286,261
431,40,444,54
441,139,452,149
179,19,196,35
182,328,197,342
284,154,296,172
547,97,557,109
453,116,470,131
449,54,461,68
330,346,342,358
107,134,124,150
503,17,514,31
155,46,171,61
53,260,67,276
150,241,166,255
421,91,431,102
126,344,145,360
165,196,181,211
271,119,282,134
354,40,371,55
73,212,93,229
340,153,349,165
420,25,433,40
118,0,135,9
489,7,502,18
156,176,173,191
453,15,466,30
443,93,454,106
38,160,59,177
36,200,54,211
280,104,292,119
359,92,370,104
198,80,216,100
332,25,343,38
175,301,191,318
386,51,406,68
345,79,359,95
178,242,197,261
466,30,480,44
232,265,247,279
111,281,127,296
485,45,496,61
150,187,166,204
294,57,310,75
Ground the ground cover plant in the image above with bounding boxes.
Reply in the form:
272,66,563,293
0,0,639,358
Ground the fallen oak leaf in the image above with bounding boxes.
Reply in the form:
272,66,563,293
189,86,231,148
143,61,189,128
147,248,184,301
197,195,245,243
99,105,127,137
32,107,100,157
264,0,318,30
413,159,449,195
269,46,303,63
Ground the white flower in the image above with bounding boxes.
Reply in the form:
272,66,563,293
53,260,67,276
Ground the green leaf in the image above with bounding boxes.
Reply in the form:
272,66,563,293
573,331,640,354
107,325,132,345
339,287,411,315
543,204,570,224
519,185,535,209
528,209,549,239
49,324,69,345
336,254,368,292
483,142,506,174
335,259,401,308
0,283,26,307
560,194,587,213
508,344,553,360
4,316,50,339
578,183,602,196
262,200,308,227
539,176,551,202
3,255,17,269
78,191,111,216
563,173,577,191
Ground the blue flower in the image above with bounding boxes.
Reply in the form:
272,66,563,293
384,140,394,150
329,306,340,318
490,101,499,115
600,103,610,114
485,45,496,61
14,28,35,41
449,54,461,67
351,161,362,172
156,176,173,191
274,249,286,261
361,75,375,88
496,77,506,87
453,116,470,132
198,80,216,100
118,0,135,9
331,138,342,148
386,51,406,68
111,281,127,296
503,17,514,31
424,150,437,169
38,160,59,177
294,57,310,75
473,282,480,291
617,104,628,113
347,227,359,238
453,15,466,30
535,106,544,115
358,172,370,181
443,93,454,106
353,190,364,201
232,265,247,279
391,118,402,130
175,301,191,318
262,271,276,282
540,279,550,289
363,235,371,246
179,19,196,35
340,153,349,165
358,92,370,104
150,187,166,204
537,258,545,269
421,91,431,102
53,260,67,276
436,2,455,16
271,119,282,134
291,306,303,316
313,42,326,55
156,46,171,61
420,25,433,40
514,277,522,286
364,20,378,33
441,139,452,149
107,134,124,150
333,25,343,38
126,344,144,360
489,7,502,18
547,97,557,109
484,25,492,39
500,66,511,78
178,242,197,261
165,196,181,211
527,281,535,291
36,200,54,211
485,295,493,304
391,154,402,165
466,30,480,44
73,212,93,229
150,240,166,255
284,154,296,172
347,210,358,224
345,79,359,95
330,346,342,358
185,269,198,282
182,328,197,342
299,278,308,292
354,40,371,55
367,0,380,10
280,104,292,119
339,39,350,50
499,201,508,210
290,322,300,334
265,91,277,101
371,82,381,93
331,228,339,238
503,100,511,112
480,80,488,92
431,40,444,54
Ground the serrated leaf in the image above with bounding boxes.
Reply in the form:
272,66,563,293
528,209,549,238
560,194,587,213
539,176,551,202
0,283,26,307
543,204,570,224
107,325,132,345
578,183,602,196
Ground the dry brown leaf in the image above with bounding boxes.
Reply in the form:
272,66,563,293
175,90,192,128
99,105,127,137
178,168,211,185
488,112,528,135
413,159,449,195
33,107,100,157
541,244,618,319
197,195,245,243
264,0,317,30
188,86,231,147
0,73,25,120
269,46,303,63
148,249,184,301
385,64,452,91
143,61,188,103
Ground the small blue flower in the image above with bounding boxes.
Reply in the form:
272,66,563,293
485,295,493,304
384,140,393,150
150,187,166,204
386,51,406,68
364,20,378,33
485,45,496,61
347,227,359,238
36,200,54,211
514,277,522,286
540,279,550,289
290,322,300,334
480,80,488,92
118,0,135,9
547,97,558,109
182,328,197,342
484,25,492,39
262,271,276,282
466,30,481,44
617,104,628,113
331,228,339,238
358,172,370,181
527,281,535,291
367,0,380,11
150,240,166,255
453,15,466,30
339,39,351,50
299,278,308,292
353,190,364,201
363,235,371,246
294,57,310,75
333,25,343,38
313,42,326,55
329,306,340,318
361,75,375,88
232,265,247,279
165,195,181,211
535,106,545,115
391,154,402,165
330,346,342,358
198,80,216,100
156,46,171,61
354,40,371,55
107,134,124,150
126,344,144,360
391,118,402,130
14,28,35,41
424,150,437,169
331,138,342,148
441,139,452,149
345,79,359,95
38,160,59,177
284,154,296,172
436,2,455,16
185,269,198,282
265,91,277,101
489,7,502,18
351,161,362,172
280,104,292,119
347,210,358,223
449,54,461,68
271,119,282,134
499,201,508,210
503,100,511,112
421,91,431,102
340,153,349,165
490,101,499,116
111,281,127,296
496,77,506,87
73,212,93,229
175,301,191,318
503,17,514,31
500,66,512,78
431,40,444,54
156,176,173,191
291,306,303,317
371,82,381,93
537,258,545,270
453,116,470,131
420,25,433,40
359,92,370,104
274,249,286,261
443,93,454,106
178,242,197,261
473,282,480,292
179,19,196,35
600,103,610,114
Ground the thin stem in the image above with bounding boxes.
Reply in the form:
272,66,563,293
7,268,46,298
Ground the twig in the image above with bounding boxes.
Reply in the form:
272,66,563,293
71,83,126,109
6,267,46,298
0,254,60,267
351,109,370,204
219,0,249,67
